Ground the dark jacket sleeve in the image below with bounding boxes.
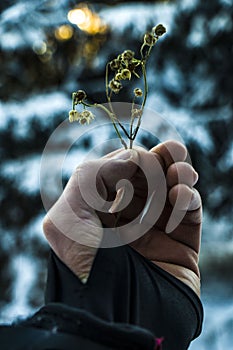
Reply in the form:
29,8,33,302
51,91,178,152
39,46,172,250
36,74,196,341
45,246,203,350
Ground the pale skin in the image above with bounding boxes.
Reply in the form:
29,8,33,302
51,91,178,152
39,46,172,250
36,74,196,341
43,140,202,296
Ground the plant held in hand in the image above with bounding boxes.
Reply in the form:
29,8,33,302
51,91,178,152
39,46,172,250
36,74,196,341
68,24,166,149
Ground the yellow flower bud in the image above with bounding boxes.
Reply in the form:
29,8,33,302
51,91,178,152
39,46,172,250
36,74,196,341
121,50,134,62
109,59,121,71
115,72,122,81
121,68,131,80
134,88,143,97
109,79,122,93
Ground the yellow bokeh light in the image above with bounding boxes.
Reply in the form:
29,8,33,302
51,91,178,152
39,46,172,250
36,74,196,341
55,25,74,41
67,8,87,26
67,4,108,35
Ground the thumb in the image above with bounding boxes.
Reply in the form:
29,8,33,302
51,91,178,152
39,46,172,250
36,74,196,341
77,149,139,213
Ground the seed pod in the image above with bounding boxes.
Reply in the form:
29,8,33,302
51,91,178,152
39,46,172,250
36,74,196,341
144,33,157,46
115,72,122,81
153,24,166,37
109,79,122,93
73,90,87,104
109,59,121,71
134,88,143,97
121,68,131,80
122,50,135,61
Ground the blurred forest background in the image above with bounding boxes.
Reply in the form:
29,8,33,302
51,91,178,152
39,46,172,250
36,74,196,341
0,0,232,348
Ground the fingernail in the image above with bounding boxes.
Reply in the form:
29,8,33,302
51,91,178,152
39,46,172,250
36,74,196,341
193,170,198,182
188,189,201,211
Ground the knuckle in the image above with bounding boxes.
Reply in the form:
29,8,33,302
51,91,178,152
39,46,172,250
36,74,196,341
42,214,54,237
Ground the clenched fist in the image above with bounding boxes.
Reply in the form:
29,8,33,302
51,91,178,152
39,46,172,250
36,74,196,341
43,140,202,296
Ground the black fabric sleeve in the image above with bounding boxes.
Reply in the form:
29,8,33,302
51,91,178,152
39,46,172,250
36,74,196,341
45,245,203,350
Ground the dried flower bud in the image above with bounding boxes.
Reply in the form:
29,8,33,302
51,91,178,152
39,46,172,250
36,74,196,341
144,33,157,46
79,110,95,125
69,110,80,122
73,90,87,104
117,54,123,62
121,69,131,80
134,88,143,97
153,24,166,37
115,72,122,81
127,59,140,71
132,108,142,118
121,50,135,61
109,59,121,71
109,79,122,93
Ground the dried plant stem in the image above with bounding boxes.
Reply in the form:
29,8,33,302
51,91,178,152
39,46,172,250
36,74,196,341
69,24,166,150
82,101,128,149
129,62,148,147
141,62,148,110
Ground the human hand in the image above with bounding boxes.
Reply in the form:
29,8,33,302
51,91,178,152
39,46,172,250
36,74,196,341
43,140,202,294
43,148,138,282
128,141,202,296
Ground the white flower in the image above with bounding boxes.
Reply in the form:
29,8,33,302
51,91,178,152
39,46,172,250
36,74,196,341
79,110,95,125
69,110,80,122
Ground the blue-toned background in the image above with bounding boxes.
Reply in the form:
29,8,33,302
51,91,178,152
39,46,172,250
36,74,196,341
0,0,232,348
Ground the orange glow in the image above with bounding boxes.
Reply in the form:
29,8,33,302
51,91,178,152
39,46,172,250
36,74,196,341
67,4,108,35
55,25,74,41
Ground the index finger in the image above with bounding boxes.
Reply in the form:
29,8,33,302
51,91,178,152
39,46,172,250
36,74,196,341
150,140,187,170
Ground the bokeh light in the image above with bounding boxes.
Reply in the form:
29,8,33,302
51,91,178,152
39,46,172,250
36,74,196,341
54,24,74,41
67,8,87,25
67,4,108,35
32,41,47,55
